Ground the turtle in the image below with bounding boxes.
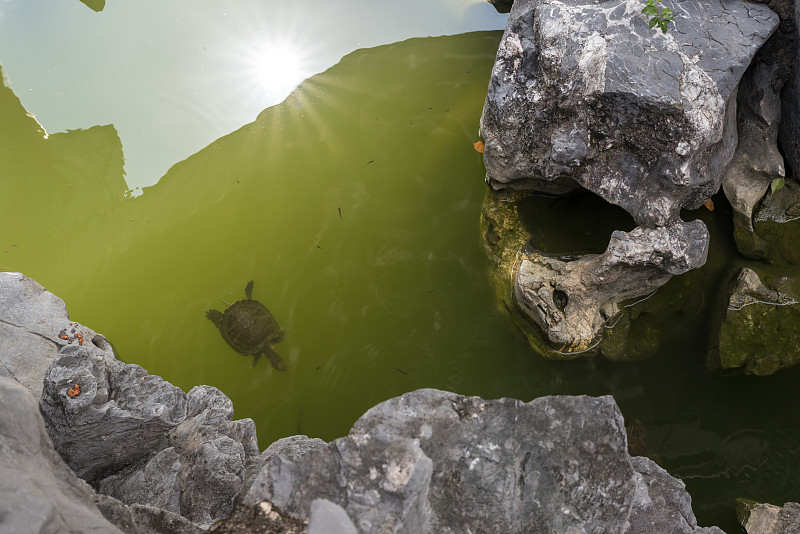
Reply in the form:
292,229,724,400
206,280,286,370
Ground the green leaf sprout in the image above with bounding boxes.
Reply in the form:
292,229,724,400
642,0,675,34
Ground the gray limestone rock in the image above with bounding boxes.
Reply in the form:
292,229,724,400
99,385,262,527
39,343,188,483
130,504,205,534
0,376,124,534
628,457,725,534
307,499,358,534
350,389,633,534
514,220,708,352
723,60,786,259
476,0,777,354
93,494,154,534
236,434,328,511
348,388,719,534
0,271,102,398
481,0,778,227
93,494,204,534
38,331,260,529
244,433,432,534
738,500,800,534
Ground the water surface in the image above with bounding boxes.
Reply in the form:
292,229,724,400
1,4,799,533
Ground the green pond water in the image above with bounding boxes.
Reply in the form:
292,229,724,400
2,3,800,532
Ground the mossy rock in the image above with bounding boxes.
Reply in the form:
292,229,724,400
479,188,677,362
709,266,800,375
480,188,569,358
752,179,800,266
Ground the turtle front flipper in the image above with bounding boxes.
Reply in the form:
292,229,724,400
245,280,255,300
205,309,223,328
262,345,287,371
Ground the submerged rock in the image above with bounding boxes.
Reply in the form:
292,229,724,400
709,267,800,375
752,179,800,266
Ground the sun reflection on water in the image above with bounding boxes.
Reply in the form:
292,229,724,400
245,39,309,102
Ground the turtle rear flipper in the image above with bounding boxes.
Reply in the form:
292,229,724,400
205,309,223,327
262,345,287,371
274,328,286,344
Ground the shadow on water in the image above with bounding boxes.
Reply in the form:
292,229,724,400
2,32,800,533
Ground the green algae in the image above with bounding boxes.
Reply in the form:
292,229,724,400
753,179,800,266
710,266,800,375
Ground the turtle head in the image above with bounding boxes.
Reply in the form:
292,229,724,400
205,309,223,328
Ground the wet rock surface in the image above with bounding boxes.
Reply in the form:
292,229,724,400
709,267,800,375
514,220,708,352
480,190,710,356
752,179,800,266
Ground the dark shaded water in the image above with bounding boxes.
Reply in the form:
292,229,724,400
1,5,799,532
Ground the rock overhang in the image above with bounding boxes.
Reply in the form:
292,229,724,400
479,0,778,354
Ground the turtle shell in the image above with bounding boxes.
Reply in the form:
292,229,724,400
218,299,283,355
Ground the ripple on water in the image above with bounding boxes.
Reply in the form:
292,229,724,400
716,428,800,500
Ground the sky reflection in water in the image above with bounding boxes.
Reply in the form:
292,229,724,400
0,0,507,191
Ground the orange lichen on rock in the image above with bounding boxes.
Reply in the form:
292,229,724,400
67,384,81,397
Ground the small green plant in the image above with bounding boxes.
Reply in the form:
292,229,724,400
642,0,675,34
